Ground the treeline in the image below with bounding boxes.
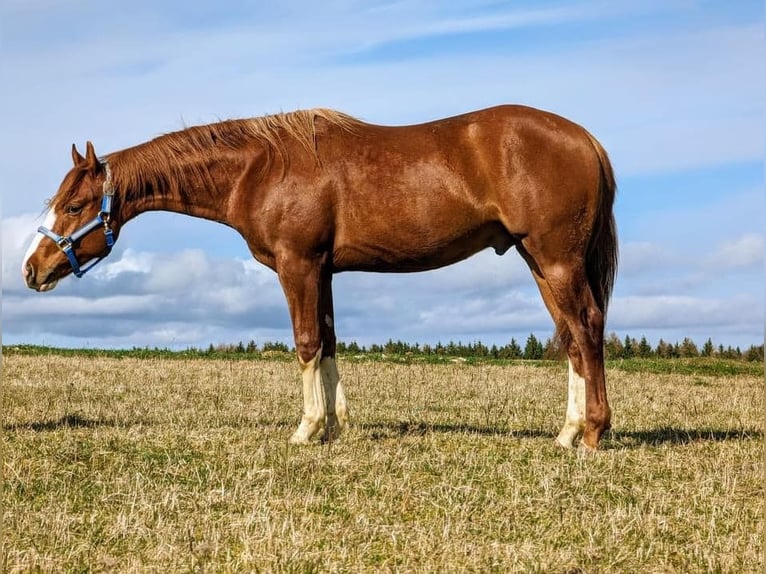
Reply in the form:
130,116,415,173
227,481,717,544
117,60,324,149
603,334,763,362
203,333,764,362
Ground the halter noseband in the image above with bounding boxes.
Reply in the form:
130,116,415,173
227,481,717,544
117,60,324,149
37,160,116,278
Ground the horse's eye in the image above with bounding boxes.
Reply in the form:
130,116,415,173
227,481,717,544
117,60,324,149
65,204,82,215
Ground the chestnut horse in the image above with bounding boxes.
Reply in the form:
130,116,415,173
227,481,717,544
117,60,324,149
22,105,617,449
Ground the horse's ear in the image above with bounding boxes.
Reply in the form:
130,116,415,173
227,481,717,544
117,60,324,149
72,143,85,166
85,141,99,171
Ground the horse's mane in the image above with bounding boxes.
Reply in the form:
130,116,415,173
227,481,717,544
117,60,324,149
53,109,360,208
115,108,360,203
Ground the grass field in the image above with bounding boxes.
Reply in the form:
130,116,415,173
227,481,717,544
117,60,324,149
3,350,763,573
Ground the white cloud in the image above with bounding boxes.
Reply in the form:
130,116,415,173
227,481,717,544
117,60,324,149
93,249,153,280
350,1,643,51
6,294,163,316
706,233,765,271
619,241,677,277
610,294,763,331
617,232,765,293
416,292,550,335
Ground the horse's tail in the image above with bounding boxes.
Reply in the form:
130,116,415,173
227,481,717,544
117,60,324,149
584,130,618,316
553,131,618,357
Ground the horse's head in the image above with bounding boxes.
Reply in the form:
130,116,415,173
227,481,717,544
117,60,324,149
22,141,120,291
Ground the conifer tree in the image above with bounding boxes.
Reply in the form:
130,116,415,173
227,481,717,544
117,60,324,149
524,334,544,360
604,332,623,360
622,335,634,359
637,336,652,358
679,337,699,358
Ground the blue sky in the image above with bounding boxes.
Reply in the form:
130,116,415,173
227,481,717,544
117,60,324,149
2,0,763,350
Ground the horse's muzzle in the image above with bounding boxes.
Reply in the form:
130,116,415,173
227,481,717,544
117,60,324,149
23,261,59,292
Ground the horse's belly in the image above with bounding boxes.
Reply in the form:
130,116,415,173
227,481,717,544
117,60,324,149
332,221,514,273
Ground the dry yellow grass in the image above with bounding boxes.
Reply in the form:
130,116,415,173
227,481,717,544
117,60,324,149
3,353,763,572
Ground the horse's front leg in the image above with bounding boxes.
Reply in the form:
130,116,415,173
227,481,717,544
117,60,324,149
291,349,325,444
278,253,335,444
291,351,348,444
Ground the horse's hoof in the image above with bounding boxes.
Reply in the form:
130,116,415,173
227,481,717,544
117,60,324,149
577,443,599,457
288,433,311,445
320,427,340,444
554,437,575,449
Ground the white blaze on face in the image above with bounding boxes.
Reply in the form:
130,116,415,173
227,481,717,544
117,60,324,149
22,210,56,275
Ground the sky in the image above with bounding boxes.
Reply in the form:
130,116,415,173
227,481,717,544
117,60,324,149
1,0,764,351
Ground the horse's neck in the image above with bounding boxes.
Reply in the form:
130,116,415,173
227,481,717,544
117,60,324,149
118,151,244,224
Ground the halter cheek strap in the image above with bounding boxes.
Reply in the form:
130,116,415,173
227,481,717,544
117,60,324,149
37,160,117,278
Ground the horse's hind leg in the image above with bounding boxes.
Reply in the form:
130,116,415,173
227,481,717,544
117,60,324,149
520,245,610,449
546,265,610,449
558,356,587,448
524,263,587,448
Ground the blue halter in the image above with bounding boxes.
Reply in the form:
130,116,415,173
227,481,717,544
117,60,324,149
37,161,116,278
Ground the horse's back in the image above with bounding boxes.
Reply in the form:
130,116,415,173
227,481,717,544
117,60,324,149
329,107,598,266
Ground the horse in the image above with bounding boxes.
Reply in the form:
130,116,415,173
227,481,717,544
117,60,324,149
22,105,618,449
